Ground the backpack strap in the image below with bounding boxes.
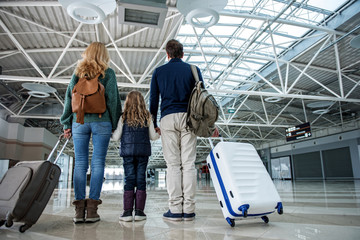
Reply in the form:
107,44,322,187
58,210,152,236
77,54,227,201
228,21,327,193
186,65,202,131
190,65,204,89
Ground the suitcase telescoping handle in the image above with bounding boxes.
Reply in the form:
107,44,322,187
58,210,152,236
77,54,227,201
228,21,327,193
208,137,224,149
47,133,71,164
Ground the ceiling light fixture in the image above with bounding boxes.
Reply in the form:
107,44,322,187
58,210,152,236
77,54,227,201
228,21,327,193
22,83,56,98
177,0,228,28
28,91,50,98
350,35,360,49
262,88,282,103
306,101,333,108
22,83,57,93
312,109,329,115
264,96,282,103
59,0,116,24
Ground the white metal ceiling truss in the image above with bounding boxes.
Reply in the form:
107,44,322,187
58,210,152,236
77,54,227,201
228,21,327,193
0,0,359,166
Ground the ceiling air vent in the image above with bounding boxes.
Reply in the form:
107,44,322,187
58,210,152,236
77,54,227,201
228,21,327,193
118,0,168,28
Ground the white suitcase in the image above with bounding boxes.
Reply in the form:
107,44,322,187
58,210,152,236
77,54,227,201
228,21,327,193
206,141,283,227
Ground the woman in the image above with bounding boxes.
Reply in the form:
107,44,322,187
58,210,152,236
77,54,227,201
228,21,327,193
60,42,121,223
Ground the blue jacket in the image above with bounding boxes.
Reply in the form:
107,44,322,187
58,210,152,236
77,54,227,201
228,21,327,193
120,122,151,157
149,58,204,128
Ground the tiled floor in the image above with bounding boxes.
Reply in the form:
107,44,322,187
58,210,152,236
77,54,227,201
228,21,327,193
1,178,360,240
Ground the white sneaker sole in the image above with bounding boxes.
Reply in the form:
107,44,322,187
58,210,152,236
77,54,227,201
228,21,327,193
163,216,183,221
73,218,85,223
85,217,100,223
134,216,147,221
119,216,133,222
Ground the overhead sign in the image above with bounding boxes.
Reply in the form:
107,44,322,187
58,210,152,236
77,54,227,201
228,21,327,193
285,122,312,142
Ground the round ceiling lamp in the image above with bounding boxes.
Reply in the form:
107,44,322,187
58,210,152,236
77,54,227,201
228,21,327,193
22,83,57,93
58,0,116,24
262,88,282,103
177,0,228,28
306,101,333,108
22,83,56,98
186,8,219,28
312,109,329,115
28,91,50,98
264,96,282,103
350,35,360,49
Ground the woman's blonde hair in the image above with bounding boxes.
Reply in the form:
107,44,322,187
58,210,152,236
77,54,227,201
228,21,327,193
122,91,152,128
75,42,110,79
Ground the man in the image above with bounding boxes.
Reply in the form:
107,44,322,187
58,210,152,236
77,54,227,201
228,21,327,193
149,39,204,221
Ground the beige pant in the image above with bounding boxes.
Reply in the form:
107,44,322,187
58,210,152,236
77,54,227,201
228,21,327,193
160,112,197,214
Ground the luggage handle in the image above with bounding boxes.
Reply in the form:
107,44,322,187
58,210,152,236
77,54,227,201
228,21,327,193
208,137,223,149
47,134,71,164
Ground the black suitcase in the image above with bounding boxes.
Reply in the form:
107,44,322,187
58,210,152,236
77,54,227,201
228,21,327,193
0,135,70,233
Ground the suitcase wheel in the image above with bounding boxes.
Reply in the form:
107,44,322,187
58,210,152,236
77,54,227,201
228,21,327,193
0,220,5,227
278,207,283,214
261,216,269,223
243,210,248,218
5,220,13,228
19,224,31,233
239,204,249,218
226,217,235,227
276,202,283,215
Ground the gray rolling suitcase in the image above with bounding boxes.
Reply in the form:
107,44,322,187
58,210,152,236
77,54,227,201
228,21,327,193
0,135,70,233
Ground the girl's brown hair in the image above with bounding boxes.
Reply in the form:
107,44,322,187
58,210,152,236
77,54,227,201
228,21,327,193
75,42,110,79
122,91,152,128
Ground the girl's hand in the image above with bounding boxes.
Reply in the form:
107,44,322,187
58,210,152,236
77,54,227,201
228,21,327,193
155,127,161,136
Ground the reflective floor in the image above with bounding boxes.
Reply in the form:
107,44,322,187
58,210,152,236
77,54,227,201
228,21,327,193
1,178,360,240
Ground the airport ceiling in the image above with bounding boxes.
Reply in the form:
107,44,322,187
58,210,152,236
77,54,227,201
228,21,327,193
0,0,359,168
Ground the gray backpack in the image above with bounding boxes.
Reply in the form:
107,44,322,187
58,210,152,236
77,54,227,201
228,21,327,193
186,65,219,137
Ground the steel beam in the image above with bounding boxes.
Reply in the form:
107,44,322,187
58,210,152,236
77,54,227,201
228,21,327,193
0,19,47,78
102,23,136,84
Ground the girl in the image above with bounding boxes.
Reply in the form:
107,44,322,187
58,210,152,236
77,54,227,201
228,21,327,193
112,90,160,221
60,42,121,223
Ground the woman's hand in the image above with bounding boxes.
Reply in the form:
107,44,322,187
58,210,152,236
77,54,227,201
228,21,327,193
64,128,72,139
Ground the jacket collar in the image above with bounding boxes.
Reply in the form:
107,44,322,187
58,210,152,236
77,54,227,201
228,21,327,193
168,58,183,63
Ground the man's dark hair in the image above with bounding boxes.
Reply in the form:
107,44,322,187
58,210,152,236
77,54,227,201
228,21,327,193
166,39,183,59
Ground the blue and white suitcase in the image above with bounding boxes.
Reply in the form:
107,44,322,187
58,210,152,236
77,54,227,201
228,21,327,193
206,141,283,227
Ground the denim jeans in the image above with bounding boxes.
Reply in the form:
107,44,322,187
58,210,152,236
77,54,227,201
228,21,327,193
123,156,149,191
72,121,112,200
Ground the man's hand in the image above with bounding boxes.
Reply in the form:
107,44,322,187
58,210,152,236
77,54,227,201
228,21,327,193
211,127,219,137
